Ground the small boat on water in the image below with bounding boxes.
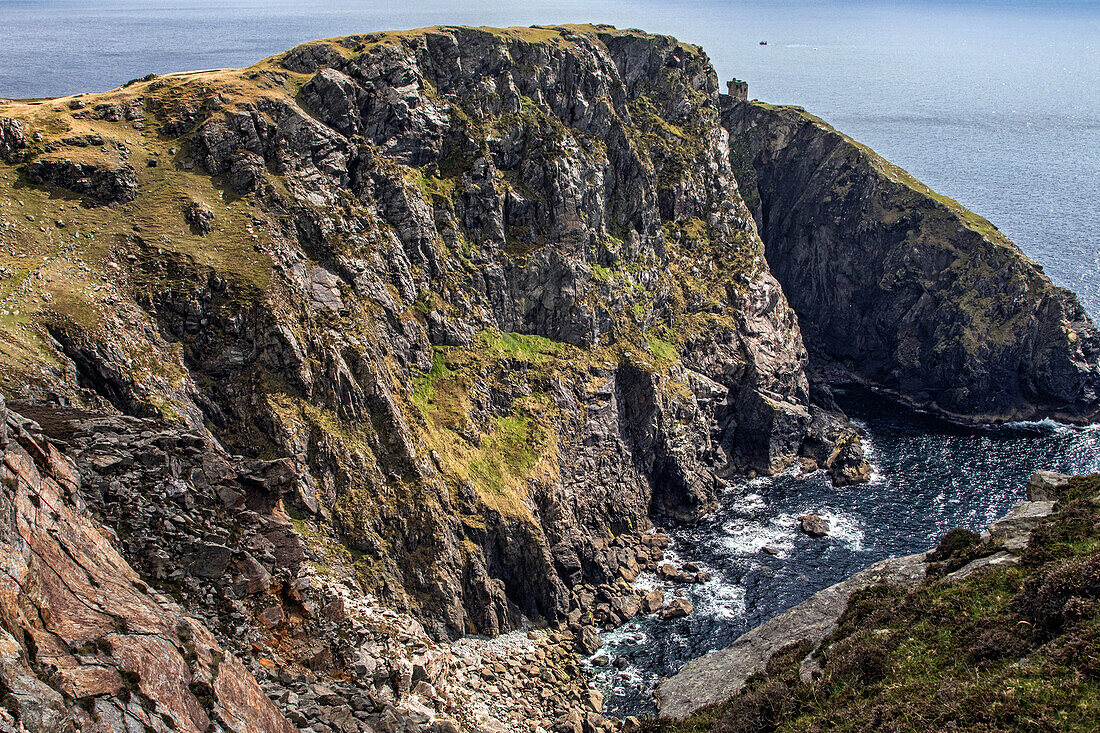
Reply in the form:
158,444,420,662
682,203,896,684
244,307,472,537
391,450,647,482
759,40,768,45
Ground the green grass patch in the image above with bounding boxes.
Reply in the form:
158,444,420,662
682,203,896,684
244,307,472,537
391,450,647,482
645,332,678,363
474,330,565,364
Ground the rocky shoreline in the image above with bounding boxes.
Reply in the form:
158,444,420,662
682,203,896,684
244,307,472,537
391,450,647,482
655,470,1068,719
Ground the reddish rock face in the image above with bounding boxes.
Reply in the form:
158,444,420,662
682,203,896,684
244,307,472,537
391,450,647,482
0,404,295,733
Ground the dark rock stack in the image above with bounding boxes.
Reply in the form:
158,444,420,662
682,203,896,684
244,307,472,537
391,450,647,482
722,97,1100,424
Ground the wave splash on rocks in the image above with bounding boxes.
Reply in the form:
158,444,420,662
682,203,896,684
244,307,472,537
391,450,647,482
591,391,1100,717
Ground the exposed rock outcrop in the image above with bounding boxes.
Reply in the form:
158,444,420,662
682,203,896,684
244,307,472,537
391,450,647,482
2,29,1096,728
0,25,867,641
184,200,214,235
0,117,26,163
25,158,138,205
0,401,295,733
722,98,1100,424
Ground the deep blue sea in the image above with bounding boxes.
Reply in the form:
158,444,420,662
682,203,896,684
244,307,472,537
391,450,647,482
2,0,1098,717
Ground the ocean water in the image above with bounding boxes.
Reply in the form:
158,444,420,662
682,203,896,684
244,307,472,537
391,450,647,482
595,389,1100,714
2,0,1099,717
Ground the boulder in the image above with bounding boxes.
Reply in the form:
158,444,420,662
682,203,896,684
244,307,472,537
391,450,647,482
574,626,603,656
640,589,665,614
584,688,604,712
657,563,697,583
184,201,215,235
800,514,829,538
984,500,1057,551
828,439,873,486
658,597,693,620
190,541,232,578
1027,470,1072,502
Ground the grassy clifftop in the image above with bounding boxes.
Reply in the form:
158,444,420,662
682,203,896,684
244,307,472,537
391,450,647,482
0,60,286,398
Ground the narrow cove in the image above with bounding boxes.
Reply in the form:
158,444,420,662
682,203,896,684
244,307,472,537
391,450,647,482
594,388,1100,716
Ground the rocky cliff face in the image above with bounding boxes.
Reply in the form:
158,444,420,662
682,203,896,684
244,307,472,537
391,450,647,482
0,398,629,732
0,399,296,733
722,98,1100,424
0,25,864,644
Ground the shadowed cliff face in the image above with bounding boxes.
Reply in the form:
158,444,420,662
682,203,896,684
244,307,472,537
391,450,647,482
0,26,864,641
722,98,1100,424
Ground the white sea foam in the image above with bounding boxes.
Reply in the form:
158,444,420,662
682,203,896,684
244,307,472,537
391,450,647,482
631,572,663,593
851,419,887,484
691,576,747,619
596,620,648,650
819,510,865,551
770,507,865,551
718,517,795,556
1001,417,1093,432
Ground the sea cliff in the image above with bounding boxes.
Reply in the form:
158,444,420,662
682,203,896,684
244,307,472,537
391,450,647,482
722,98,1100,424
0,24,1096,733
